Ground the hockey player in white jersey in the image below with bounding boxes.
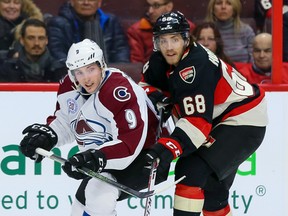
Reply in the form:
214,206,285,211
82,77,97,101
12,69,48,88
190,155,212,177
19,39,165,216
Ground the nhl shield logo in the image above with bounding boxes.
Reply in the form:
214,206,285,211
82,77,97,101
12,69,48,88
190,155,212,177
179,66,196,84
67,98,78,114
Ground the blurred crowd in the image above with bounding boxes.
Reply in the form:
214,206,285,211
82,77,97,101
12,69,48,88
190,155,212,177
0,0,287,84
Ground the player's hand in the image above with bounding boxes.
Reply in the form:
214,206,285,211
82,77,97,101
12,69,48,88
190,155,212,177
148,91,172,121
62,149,107,180
144,138,180,181
19,123,58,162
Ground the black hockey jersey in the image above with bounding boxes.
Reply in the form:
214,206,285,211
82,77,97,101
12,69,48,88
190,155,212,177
140,43,268,151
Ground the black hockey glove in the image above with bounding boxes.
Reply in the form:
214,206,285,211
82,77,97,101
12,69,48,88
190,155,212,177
148,91,172,121
20,123,58,163
62,149,107,180
144,137,182,181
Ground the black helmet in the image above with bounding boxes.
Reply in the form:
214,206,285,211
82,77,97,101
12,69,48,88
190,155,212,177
153,11,190,37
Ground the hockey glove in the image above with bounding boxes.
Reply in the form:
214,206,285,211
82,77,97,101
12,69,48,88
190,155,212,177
144,137,183,181
20,123,58,163
148,91,172,121
62,149,107,180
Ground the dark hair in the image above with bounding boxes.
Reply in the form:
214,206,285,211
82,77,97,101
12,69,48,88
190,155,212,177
20,18,47,37
192,22,234,66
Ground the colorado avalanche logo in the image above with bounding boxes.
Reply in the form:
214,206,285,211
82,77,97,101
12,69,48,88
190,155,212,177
179,66,196,84
67,98,78,114
113,86,131,102
73,114,113,146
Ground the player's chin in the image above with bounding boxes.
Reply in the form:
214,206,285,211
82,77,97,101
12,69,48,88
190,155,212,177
83,85,97,94
165,56,179,65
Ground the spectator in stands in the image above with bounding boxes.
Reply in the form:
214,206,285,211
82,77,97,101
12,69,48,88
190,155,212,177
254,0,288,33
127,0,195,63
0,0,43,62
0,18,66,82
47,0,130,64
236,33,288,84
205,0,255,63
284,11,288,62
192,21,234,67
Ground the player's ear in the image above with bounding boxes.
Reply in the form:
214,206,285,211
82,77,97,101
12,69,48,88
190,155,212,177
185,38,190,47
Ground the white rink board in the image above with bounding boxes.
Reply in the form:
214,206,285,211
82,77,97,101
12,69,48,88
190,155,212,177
0,91,287,216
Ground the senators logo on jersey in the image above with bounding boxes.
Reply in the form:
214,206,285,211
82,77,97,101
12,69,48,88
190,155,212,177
179,66,196,84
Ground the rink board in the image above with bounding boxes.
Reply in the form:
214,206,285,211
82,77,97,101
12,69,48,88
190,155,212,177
0,91,287,216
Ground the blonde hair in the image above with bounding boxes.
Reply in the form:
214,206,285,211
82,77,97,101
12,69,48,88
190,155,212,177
205,0,242,32
14,0,43,40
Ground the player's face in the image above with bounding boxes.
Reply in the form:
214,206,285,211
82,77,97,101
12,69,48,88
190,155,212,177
196,27,217,53
158,33,186,66
213,0,234,21
20,26,48,59
0,0,22,21
252,38,272,70
74,63,103,94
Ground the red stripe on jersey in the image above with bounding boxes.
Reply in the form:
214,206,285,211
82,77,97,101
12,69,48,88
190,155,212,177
185,116,212,138
142,86,158,95
214,76,232,105
203,205,231,216
175,184,204,199
221,87,265,121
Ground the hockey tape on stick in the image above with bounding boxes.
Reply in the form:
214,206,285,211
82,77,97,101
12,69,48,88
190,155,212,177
155,175,186,194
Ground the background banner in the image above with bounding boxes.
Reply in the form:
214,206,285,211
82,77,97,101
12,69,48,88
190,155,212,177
0,91,287,216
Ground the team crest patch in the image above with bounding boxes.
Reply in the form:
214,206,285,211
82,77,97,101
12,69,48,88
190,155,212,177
113,86,131,102
179,66,196,84
67,98,78,114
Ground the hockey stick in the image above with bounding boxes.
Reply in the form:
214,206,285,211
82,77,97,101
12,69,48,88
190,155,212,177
144,158,159,216
35,148,185,199
144,107,163,216
35,148,153,199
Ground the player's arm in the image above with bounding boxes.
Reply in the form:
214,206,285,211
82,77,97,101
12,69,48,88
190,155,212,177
19,76,75,162
144,58,218,171
139,52,173,120
95,75,149,170
47,76,77,146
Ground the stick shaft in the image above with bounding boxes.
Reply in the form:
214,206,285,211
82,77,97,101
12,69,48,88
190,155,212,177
144,159,159,216
35,148,154,198
144,108,164,216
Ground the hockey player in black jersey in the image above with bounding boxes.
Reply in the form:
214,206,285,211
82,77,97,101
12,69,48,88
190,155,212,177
140,11,268,216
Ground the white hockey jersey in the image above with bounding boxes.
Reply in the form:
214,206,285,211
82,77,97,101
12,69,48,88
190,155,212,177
47,68,159,171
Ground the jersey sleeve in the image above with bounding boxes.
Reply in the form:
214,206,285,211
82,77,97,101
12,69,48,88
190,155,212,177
139,51,171,95
97,72,149,170
46,75,76,146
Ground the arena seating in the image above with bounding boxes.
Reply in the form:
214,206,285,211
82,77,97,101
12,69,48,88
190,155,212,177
34,0,256,33
32,0,256,82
